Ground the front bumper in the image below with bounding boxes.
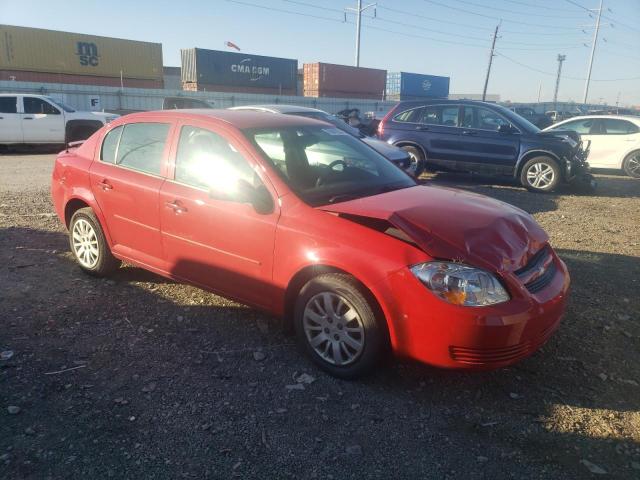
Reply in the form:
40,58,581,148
384,250,570,369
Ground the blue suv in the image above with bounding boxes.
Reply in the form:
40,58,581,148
378,100,593,192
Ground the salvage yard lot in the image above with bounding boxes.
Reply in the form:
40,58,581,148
1,152,639,479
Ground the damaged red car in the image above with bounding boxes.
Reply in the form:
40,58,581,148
51,110,570,378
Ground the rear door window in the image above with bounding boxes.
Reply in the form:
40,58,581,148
0,97,17,113
418,105,459,127
553,118,599,134
100,126,123,164
462,107,510,131
602,119,639,135
23,97,60,115
115,123,170,176
393,107,423,123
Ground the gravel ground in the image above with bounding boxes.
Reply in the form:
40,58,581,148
1,153,639,480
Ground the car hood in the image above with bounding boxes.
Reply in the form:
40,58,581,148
320,185,548,273
362,137,408,161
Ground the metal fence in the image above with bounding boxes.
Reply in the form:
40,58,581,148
0,80,397,115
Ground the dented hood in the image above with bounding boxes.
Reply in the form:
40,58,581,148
320,185,548,273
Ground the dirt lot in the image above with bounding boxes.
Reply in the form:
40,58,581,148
1,153,639,479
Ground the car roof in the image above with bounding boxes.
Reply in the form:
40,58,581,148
395,99,497,107
116,109,328,129
229,104,326,114
555,114,640,123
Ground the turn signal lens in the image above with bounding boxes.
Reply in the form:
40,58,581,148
410,262,510,307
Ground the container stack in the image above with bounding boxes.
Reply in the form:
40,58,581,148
0,24,164,88
181,48,297,95
303,63,386,100
386,72,450,101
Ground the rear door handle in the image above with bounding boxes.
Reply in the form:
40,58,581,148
165,200,187,214
461,130,477,136
98,179,113,190
415,125,430,131
23,117,33,120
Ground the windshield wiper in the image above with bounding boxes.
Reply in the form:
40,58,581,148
327,193,362,204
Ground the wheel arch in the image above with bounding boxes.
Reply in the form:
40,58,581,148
392,140,427,159
63,193,114,247
515,149,563,178
282,264,393,347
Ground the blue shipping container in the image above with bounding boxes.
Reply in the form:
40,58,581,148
386,72,450,99
181,48,297,89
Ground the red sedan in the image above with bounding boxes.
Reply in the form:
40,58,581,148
51,110,569,378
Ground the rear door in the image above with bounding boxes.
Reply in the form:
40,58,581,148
456,105,520,174
386,104,463,167
159,121,280,309
0,96,22,143
89,120,173,270
22,96,65,143
600,118,640,168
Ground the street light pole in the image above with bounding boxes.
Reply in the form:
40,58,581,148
583,0,603,104
553,54,566,110
346,1,376,67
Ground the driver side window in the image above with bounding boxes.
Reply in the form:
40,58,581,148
174,125,258,191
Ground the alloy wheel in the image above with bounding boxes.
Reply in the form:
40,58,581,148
72,218,99,268
302,292,365,366
626,153,640,178
526,162,555,189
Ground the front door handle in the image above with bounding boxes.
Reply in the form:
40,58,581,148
165,200,187,214
98,179,113,191
415,125,430,131
23,117,33,120
461,130,477,136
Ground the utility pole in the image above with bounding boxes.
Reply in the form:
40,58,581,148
583,0,603,104
553,54,566,109
482,22,500,102
346,1,376,67
537,82,542,103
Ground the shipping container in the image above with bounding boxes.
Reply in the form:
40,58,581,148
0,25,163,83
0,70,162,89
303,63,386,99
386,72,450,100
181,48,297,91
182,82,296,96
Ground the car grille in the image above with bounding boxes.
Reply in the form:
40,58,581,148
514,246,557,294
449,323,557,366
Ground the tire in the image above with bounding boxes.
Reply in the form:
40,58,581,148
400,145,426,178
520,156,561,192
294,273,388,379
68,208,121,276
622,150,640,179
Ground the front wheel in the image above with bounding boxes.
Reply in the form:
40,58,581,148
69,208,121,276
520,156,561,192
623,151,640,179
400,145,426,178
294,274,388,379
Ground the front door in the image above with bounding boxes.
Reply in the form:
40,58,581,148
159,122,280,309
89,121,172,270
456,105,520,174
0,96,22,143
21,96,65,143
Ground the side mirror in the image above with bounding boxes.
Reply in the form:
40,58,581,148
498,124,517,134
209,179,273,214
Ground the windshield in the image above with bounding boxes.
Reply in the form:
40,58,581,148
289,111,364,138
245,125,415,207
493,104,540,134
46,97,75,112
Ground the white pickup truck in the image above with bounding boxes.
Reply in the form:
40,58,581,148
0,93,118,147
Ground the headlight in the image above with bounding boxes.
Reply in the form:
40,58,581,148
410,262,510,307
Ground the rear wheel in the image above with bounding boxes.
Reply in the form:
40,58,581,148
400,145,426,178
520,156,561,192
622,151,640,179
294,274,388,379
69,208,121,276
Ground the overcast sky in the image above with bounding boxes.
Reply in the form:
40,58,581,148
2,0,639,106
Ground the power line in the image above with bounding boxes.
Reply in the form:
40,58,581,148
282,0,344,14
225,0,345,23
452,0,588,19
564,0,640,33
495,51,640,81
422,0,591,29
501,0,586,14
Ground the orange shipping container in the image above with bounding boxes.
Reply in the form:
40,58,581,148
303,63,386,98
